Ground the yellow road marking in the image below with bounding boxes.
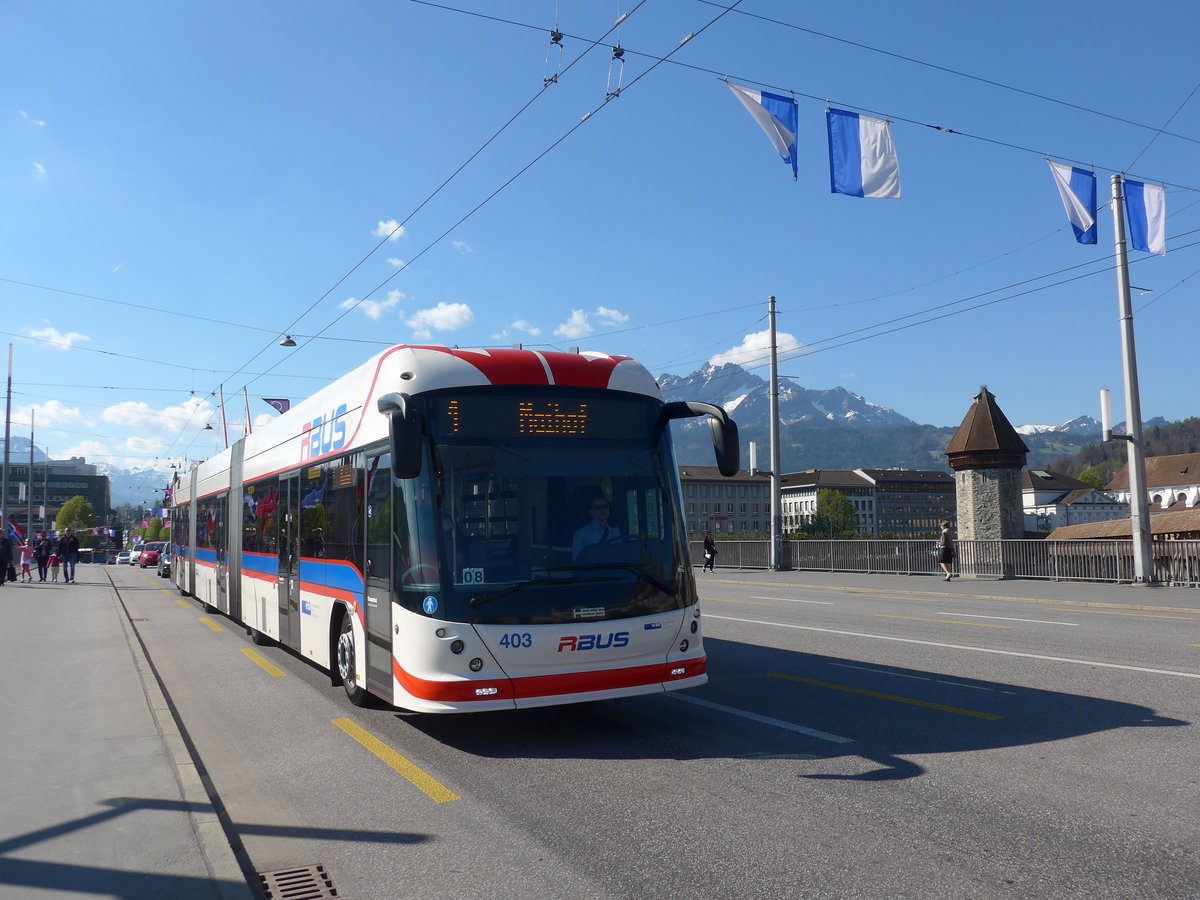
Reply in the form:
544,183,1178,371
198,617,224,632
241,648,286,677
1189,644,1200,647
875,614,1011,629
770,673,1002,720
176,599,191,610
332,718,459,803
1047,609,1195,621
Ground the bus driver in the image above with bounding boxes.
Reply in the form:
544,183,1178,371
572,494,621,560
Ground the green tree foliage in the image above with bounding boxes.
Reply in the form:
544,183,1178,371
56,496,95,532
810,488,859,538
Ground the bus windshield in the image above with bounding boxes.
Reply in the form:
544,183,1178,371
397,388,691,625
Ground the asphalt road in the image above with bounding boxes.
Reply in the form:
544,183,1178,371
111,566,1200,900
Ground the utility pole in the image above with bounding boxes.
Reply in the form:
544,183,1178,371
768,296,783,571
1109,175,1154,583
2,344,12,540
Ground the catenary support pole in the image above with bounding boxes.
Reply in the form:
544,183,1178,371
1109,175,1154,583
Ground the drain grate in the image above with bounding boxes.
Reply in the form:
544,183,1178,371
258,864,339,899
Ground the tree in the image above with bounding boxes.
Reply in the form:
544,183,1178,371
56,496,95,532
810,489,859,538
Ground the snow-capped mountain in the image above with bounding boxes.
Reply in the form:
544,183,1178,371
1015,415,1102,436
658,362,916,429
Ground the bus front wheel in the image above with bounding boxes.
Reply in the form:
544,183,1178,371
336,616,367,706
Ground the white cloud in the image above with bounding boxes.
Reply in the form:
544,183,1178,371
373,220,405,241
340,289,404,320
511,319,541,336
20,111,46,126
102,396,213,436
451,241,474,254
26,326,89,350
17,400,85,428
386,257,406,268
709,330,805,369
406,302,474,340
553,309,592,339
60,439,111,462
32,162,47,178
595,306,628,327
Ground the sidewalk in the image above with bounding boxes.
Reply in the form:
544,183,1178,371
696,565,1200,614
0,565,254,900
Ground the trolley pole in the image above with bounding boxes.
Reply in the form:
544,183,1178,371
768,296,783,571
1109,175,1154,584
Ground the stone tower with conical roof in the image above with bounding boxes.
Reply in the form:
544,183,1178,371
945,387,1029,541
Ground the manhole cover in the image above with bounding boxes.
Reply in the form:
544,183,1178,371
258,864,339,899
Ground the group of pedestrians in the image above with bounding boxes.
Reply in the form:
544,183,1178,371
0,527,81,586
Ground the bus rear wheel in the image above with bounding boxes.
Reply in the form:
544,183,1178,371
336,615,367,706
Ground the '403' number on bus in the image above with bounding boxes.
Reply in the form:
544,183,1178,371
499,632,532,648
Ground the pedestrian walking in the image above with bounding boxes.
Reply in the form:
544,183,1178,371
0,535,11,588
936,520,956,581
34,534,50,582
702,531,717,573
19,541,33,582
59,527,80,583
48,550,61,583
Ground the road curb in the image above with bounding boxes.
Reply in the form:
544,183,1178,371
697,571,1200,615
110,579,256,900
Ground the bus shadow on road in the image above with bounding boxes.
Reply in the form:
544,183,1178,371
404,638,1188,781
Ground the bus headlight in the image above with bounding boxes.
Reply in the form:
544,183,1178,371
679,639,689,653
468,658,484,672
450,639,465,654
690,620,698,634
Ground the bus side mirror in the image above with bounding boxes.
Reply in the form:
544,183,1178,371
377,392,423,479
660,401,740,477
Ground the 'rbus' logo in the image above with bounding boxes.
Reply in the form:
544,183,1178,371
557,632,630,652
301,404,348,461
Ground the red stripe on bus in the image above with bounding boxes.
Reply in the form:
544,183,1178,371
391,656,706,703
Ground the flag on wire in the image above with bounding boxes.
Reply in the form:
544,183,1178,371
7,516,25,543
725,81,798,180
263,398,291,414
827,109,901,199
1047,160,1097,244
1124,179,1166,256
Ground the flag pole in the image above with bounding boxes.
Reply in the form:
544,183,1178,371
243,387,252,436
1109,174,1154,584
219,385,229,449
768,296,783,571
27,408,35,543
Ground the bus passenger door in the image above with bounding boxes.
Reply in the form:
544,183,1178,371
277,475,301,649
363,452,393,696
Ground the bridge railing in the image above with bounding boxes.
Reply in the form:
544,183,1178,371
688,539,1200,586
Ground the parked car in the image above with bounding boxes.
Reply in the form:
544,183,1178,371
129,547,142,565
156,544,172,578
115,550,131,565
139,541,165,568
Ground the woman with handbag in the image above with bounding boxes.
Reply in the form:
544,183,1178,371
937,521,956,581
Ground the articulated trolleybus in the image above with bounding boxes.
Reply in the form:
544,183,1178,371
170,345,737,713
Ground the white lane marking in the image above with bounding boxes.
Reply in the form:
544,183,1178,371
705,614,1200,680
670,694,854,744
752,596,835,605
937,612,1079,626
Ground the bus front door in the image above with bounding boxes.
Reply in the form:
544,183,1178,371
363,452,393,698
277,475,301,649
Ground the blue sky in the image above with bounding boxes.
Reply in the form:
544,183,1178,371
4,0,1199,474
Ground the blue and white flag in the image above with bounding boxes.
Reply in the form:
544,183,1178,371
1124,179,1166,256
827,109,901,199
725,81,798,180
1047,160,1097,244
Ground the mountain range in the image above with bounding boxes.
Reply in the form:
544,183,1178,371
659,363,1165,474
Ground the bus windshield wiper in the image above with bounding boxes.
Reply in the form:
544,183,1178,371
468,575,615,609
547,563,676,596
